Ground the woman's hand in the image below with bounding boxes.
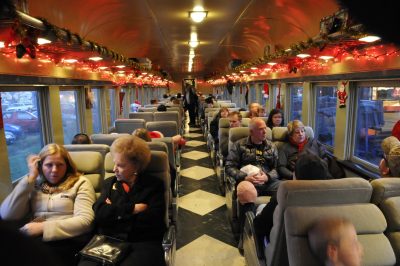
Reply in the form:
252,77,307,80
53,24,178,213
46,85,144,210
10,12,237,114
27,155,41,183
133,203,148,214
20,222,44,237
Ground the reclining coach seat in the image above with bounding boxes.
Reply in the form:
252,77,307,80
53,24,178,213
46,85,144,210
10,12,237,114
68,151,104,199
129,111,154,122
216,118,230,194
243,178,392,266
104,151,176,266
114,119,146,134
90,133,131,146
154,111,182,134
272,126,314,150
146,121,178,138
371,178,400,264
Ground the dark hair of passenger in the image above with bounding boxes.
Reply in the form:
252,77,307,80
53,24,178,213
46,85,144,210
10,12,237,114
266,108,285,129
132,128,152,142
205,97,214,104
228,111,242,121
294,150,330,180
71,133,91,144
163,94,168,99
177,93,182,98
157,104,167,112
150,99,158,104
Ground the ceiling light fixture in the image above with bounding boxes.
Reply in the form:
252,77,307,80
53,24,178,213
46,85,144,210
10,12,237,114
0,41,5,48
89,56,103,61
63,59,78,63
319,55,334,60
188,40,199,48
188,6,208,23
359,35,381,43
297,53,311,58
37,38,51,45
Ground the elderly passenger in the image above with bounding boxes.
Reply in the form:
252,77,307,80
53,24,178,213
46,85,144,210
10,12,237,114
380,136,400,177
79,135,166,266
278,120,329,179
0,144,95,264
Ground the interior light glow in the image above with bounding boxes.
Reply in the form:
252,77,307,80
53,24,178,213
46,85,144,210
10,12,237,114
116,65,125,68
319,55,334,60
251,67,258,70
89,57,103,61
267,62,277,66
37,38,51,45
0,41,5,48
359,36,381,43
297,53,311,58
98,66,108,70
63,59,78,63
189,6,208,23
188,41,199,48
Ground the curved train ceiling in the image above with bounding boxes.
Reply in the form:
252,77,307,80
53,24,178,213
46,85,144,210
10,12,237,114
26,0,339,82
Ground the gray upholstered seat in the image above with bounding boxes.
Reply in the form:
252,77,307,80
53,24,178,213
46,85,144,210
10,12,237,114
129,112,154,122
154,111,181,134
115,119,146,134
90,133,130,146
69,151,104,198
371,178,400,264
146,121,178,137
243,178,380,266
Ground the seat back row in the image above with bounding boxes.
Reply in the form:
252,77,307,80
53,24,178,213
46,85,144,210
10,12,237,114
114,119,179,137
243,177,400,266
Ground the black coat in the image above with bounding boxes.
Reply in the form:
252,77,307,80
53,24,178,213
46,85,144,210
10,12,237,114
93,175,166,243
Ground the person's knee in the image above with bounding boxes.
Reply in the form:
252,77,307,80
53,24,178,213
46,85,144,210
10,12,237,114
237,181,257,204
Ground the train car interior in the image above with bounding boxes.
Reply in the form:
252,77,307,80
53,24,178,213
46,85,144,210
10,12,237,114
0,0,400,265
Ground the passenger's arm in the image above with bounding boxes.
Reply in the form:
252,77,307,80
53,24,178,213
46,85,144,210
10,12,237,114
265,145,279,180
42,177,95,241
277,148,293,179
225,141,247,182
0,176,34,220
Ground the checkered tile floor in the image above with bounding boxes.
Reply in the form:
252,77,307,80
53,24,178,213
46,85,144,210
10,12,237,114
175,122,245,266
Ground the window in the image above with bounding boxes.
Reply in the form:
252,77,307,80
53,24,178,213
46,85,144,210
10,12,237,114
109,88,116,126
353,84,400,166
288,84,303,121
60,90,80,144
314,85,337,147
91,88,102,133
1,90,43,181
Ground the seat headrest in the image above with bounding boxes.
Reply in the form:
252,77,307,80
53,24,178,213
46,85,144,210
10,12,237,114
147,141,168,153
219,118,230,128
90,133,130,146
371,178,400,205
69,151,103,173
272,127,288,141
277,178,372,208
305,126,314,139
241,118,250,127
63,144,110,158
229,127,249,143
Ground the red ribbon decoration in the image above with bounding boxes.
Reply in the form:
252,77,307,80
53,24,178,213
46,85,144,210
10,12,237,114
276,82,281,109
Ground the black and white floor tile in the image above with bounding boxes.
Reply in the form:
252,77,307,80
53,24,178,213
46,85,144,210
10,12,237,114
175,123,245,266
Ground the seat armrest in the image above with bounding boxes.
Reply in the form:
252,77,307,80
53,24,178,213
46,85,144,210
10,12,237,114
226,173,237,188
163,226,176,266
244,211,265,260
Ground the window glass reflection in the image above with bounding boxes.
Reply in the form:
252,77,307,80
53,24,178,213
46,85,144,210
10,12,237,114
315,86,337,146
1,90,43,181
354,86,400,165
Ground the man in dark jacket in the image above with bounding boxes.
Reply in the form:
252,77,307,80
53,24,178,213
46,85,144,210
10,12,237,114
184,84,198,126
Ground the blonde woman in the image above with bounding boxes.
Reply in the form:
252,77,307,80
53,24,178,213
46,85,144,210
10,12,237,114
0,144,95,264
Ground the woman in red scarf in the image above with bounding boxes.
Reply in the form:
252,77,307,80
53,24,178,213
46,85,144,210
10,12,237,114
277,120,329,179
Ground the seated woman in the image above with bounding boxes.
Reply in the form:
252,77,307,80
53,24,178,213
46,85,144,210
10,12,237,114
209,107,230,147
79,135,166,266
278,120,329,180
266,108,284,129
0,144,95,265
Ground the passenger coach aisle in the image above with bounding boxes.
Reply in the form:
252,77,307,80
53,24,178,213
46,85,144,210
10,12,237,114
175,123,245,266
